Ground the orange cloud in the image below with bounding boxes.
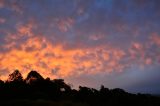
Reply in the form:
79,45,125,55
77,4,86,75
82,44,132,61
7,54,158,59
0,35,129,80
17,23,34,37
0,34,156,81
0,22,157,81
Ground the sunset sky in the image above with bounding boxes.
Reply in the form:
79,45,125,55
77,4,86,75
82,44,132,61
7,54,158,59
0,0,160,94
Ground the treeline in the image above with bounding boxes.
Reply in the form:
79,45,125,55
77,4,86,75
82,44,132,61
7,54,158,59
0,70,160,106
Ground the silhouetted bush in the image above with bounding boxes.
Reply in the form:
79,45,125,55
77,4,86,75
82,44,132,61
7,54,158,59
0,70,159,106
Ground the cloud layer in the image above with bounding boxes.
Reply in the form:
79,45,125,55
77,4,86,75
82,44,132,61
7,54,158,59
0,0,160,93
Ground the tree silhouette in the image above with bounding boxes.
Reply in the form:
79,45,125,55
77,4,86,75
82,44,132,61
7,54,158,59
25,70,44,84
0,70,159,106
53,79,71,92
7,70,23,82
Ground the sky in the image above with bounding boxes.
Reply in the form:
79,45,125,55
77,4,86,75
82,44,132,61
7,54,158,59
0,0,160,94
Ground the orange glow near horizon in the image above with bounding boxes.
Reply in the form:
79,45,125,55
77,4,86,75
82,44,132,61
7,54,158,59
0,21,158,81
0,34,156,80
0,34,125,80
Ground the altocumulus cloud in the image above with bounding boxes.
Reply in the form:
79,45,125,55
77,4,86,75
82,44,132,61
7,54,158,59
0,0,160,93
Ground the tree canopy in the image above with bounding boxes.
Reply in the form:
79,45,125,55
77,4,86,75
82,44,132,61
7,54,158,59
0,70,159,106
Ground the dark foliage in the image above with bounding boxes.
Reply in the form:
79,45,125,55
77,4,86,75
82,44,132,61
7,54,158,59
0,70,160,106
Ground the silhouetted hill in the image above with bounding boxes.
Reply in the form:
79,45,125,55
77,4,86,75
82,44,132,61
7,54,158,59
0,70,159,106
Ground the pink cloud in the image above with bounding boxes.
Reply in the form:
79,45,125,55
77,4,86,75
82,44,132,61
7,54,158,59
89,33,104,41
57,17,74,32
151,33,160,46
0,0,5,8
0,17,6,24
